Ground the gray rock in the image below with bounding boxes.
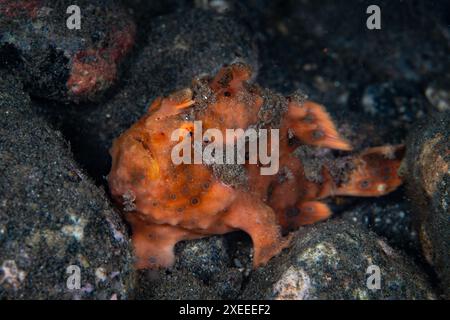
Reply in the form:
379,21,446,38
0,74,135,299
242,220,436,300
175,236,232,283
402,111,450,298
0,0,135,102
174,234,251,299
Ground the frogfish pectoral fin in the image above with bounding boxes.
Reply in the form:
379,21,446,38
286,99,352,151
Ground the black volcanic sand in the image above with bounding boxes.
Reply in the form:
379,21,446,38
1,0,449,299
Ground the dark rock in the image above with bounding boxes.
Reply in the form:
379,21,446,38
402,110,450,298
242,220,436,299
0,0,135,102
40,8,258,183
175,236,231,284
0,74,135,299
341,196,421,257
173,234,251,299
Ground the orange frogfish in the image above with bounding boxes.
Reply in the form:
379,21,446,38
108,62,404,269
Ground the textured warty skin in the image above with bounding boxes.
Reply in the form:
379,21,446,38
108,63,404,269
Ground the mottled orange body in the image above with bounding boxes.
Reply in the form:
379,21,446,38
108,63,404,269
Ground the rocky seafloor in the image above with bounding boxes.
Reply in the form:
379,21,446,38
0,0,449,299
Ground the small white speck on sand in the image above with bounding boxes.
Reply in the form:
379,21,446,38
0,260,26,290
